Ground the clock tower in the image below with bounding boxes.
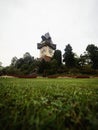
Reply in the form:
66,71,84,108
37,33,56,61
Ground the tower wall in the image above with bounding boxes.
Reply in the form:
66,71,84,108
40,46,54,58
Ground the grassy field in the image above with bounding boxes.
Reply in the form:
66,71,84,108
0,78,98,130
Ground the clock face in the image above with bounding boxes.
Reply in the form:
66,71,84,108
49,49,53,55
41,49,46,54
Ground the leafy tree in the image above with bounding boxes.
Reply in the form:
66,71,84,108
52,50,62,66
48,59,58,75
0,61,2,67
0,61,3,76
86,44,98,69
11,56,18,66
11,52,35,75
78,53,90,67
8,52,36,75
63,44,75,68
23,52,34,64
23,52,31,59
15,58,24,69
4,66,22,75
38,59,50,76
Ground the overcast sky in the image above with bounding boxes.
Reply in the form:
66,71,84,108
0,0,98,66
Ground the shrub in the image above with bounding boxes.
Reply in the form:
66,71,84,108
13,74,37,78
76,75,90,78
48,75,58,78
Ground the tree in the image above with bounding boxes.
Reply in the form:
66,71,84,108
38,59,50,76
63,44,75,68
52,50,62,66
15,58,24,69
48,59,58,75
86,44,98,69
0,61,2,67
78,53,90,67
23,52,34,64
0,61,3,76
23,52,31,58
11,56,18,66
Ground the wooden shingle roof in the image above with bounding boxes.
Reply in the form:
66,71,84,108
37,33,56,50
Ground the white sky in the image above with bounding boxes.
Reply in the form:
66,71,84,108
0,0,98,66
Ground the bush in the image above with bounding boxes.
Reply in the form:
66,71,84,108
48,75,58,78
80,66,95,75
12,74,37,78
76,75,90,78
68,68,80,74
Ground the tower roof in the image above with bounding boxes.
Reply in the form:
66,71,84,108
37,33,56,50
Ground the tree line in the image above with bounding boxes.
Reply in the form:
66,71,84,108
0,44,98,76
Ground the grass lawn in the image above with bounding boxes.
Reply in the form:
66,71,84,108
0,78,98,130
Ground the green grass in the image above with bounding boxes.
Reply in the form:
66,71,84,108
0,78,98,130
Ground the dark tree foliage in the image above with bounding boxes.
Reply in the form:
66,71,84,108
63,44,75,68
52,50,62,66
38,59,50,76
0,62,3,76
9,52,38,75
0,61,2,67
1,44,98,76
86,44,98,69
15,58,24,69
78,53,90,67
48,59,58,75
11,56,18,66
23,52,34,64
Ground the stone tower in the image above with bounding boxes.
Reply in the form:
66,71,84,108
37,33,56,61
